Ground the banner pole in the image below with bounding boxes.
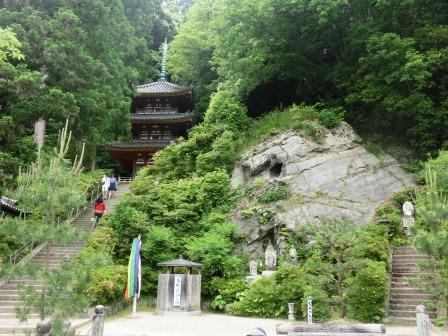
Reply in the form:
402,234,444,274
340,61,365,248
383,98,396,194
133,295,137,317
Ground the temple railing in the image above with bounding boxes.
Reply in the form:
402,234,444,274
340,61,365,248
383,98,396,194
118,176,134,183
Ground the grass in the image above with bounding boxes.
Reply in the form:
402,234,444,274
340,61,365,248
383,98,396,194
237,107,302,151
237,104,344,152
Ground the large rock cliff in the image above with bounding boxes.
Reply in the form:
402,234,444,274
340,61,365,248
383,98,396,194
231,122,413,256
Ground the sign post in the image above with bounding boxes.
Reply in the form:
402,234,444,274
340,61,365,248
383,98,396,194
173,275,182,307
307,297,313,324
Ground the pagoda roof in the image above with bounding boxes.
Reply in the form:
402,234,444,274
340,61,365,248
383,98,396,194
157,257,202,268
105,139,172,152
136,79,190,97
0,196,31,217
130,111,194,122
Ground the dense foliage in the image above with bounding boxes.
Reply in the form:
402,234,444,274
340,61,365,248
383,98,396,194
230,222,388,322
170,0,448,154
412,151,448,324
0,0,179,183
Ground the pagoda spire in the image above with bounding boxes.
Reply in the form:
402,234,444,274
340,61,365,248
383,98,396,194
160,38,168,81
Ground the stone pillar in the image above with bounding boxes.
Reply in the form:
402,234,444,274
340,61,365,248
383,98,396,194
36,320,51,336
92,305,105,336
288,302,296,320
416,305,430,336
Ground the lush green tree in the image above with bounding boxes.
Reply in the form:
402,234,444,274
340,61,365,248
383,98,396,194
171,0,448,154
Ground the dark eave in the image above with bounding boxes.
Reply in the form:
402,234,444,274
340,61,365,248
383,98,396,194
0,196,31,217
105,139,173,152
130,112,194,123
136,79,190,97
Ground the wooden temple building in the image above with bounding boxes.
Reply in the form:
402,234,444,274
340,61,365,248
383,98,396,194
106,41,194,175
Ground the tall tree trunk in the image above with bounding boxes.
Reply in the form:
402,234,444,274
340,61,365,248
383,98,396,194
90,144,96,171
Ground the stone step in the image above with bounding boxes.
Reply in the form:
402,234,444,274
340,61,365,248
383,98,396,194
2,284,42,290
7,280,42,285
394,246,422,252
0,301,22,307
0,289,41,295
389,298,436,306
0,306,24,313
393,266,422,273
388,317,417,325
389,288,430,294
0,312,40,320
389,310,437,318
389,303,436,311
391,272,424,278
392,256,429,262
0,322,38,334
390,293,436,300
0,295,23,301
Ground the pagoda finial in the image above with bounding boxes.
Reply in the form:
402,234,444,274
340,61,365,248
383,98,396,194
160,38,168,81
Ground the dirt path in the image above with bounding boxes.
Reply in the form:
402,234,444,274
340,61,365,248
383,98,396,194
77,312,422,336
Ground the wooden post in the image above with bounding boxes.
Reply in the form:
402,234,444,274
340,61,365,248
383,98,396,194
416,305,430,336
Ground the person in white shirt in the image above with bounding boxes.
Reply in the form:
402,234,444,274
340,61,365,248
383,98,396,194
101,174,110,199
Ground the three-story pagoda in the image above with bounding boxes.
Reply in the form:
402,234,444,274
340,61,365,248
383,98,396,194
106,41,194,175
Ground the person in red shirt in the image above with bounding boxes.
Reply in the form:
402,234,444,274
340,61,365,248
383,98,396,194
92,197,106,229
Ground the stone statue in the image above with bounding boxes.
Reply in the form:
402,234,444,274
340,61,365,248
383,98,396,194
289,246,297,265
249,260,258,276
276,235,287,257
403,201,414,216
265,243,277,271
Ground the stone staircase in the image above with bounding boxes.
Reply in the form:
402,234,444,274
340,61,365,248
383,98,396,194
388,245,437,325
0,184,129,335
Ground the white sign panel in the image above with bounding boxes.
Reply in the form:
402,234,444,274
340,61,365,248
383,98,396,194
173,275,182,307
307,297,313,324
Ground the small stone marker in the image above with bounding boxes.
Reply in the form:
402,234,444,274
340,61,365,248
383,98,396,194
402,201,415,236
307,297,313,324
288,302,296,320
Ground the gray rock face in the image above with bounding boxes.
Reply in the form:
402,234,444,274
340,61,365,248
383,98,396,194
232,122,414,255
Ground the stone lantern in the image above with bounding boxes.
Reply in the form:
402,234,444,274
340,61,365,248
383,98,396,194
156,256,202,316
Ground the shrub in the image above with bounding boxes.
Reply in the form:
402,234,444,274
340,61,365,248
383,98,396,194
211,278,247,310
84,265,127,306
87,227,115,254
346,260,387,322
204,91,250,132
196,130,237,174
231,277,283,317
141,225,176,267
231,265,304,318
259,186,289,203
301,285,332,322
418,151,448,195
318,107,345,128
185,227,236,296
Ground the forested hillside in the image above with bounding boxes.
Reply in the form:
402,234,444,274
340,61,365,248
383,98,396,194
2,0,448,330
170,0,448,154
0,0,191,191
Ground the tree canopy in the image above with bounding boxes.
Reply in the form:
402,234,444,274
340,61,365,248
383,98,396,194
170,0,448,154
0,0,176,182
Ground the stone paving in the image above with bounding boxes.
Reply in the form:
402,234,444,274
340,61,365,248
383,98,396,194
77,312,423,336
